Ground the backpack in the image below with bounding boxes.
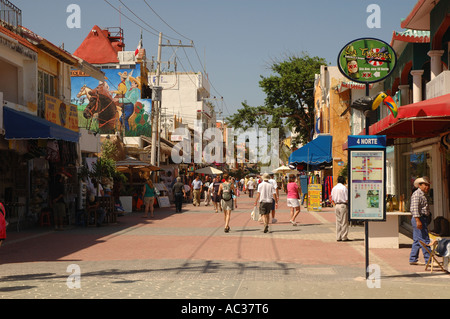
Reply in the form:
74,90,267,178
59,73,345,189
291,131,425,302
222,183,232,201
432,216,450,236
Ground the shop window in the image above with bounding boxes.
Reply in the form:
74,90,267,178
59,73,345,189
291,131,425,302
38,70,56,118
408,151,432,204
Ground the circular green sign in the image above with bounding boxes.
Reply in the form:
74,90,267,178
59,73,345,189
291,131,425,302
337,38,397,84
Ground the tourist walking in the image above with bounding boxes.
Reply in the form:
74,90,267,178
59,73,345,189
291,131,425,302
409,176,431,265
51,173,67,230
192,175,203,206
211,175,222,213
203,176,211,206
286,174,301,226
218,174,234,232
247,177,256,198
254,173,278,233
330,176,349,241
142,179,156,218
268,173,279,223
172,177,186,213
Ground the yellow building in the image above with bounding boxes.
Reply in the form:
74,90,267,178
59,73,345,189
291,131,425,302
313,65,351,184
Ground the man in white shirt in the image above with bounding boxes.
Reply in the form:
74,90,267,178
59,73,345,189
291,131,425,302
268,173,279,223
192,175,203,206
330,176,349,241
255,173,278,233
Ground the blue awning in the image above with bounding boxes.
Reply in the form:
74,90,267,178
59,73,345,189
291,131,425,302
3,107,79,143
289,135,332,167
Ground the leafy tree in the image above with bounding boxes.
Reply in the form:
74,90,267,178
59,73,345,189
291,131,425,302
226,52,327,146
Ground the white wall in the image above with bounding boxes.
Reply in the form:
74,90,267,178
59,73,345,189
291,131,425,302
150,72,215,130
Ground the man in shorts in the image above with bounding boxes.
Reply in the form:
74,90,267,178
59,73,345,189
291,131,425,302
268,173,279,223
254,173,278,233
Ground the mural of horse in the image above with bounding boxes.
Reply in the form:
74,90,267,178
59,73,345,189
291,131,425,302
77,84,93,100
83,86,121,134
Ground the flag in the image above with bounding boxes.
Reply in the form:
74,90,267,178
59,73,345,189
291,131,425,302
135,31,143,57
135,38,143,57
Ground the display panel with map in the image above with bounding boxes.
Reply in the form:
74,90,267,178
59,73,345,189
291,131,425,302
349,150,386,221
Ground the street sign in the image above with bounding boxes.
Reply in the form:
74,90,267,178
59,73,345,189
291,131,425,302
348,135,387,222
337,38,397,84
347,135,386,149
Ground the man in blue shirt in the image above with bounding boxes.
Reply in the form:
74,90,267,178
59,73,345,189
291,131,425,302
409,177,431,265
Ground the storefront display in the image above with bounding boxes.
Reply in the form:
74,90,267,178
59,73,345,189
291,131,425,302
29,158,49,217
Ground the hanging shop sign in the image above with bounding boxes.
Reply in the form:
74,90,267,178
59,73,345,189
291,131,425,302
348,135,386,221
45,94,79,132
337,38,397,84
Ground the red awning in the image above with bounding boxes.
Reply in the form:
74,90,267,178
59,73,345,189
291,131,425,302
369,93,450,138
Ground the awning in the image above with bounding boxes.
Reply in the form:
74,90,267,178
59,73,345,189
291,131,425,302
368,93,450,138
289,135,333,168
115,156,160,172
3,107,79,143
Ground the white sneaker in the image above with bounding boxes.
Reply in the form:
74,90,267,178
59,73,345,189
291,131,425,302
272,218,277,224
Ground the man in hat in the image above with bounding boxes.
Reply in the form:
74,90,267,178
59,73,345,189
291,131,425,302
112,71,128,98
254,173,278,233
409,176,431,265
117,76,141,131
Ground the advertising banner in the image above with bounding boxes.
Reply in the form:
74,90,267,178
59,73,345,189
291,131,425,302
308,184,322,212
337,38,396,84
45,94,79,132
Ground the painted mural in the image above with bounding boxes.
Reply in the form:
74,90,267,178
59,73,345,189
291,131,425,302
71,65,152,136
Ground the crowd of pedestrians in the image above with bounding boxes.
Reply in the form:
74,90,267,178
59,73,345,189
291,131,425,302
171,172,307,234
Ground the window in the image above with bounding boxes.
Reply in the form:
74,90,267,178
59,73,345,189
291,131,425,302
38,70,56,118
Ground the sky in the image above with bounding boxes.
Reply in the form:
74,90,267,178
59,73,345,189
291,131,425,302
13,0,418,119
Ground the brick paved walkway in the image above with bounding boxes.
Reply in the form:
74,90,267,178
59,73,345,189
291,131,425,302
0,192,449,301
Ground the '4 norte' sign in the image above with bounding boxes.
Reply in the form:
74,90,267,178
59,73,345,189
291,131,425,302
337,38,397,84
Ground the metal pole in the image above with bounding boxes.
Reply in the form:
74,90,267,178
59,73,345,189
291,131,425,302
364,83,370,280
151,32,162,167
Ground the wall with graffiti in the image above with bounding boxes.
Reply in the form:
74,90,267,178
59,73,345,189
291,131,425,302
71,65,152,136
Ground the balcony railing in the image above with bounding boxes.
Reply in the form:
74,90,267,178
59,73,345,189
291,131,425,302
426,70,450,100
0,0,22,32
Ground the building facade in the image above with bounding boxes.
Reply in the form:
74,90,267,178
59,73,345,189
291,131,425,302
361,0,449,227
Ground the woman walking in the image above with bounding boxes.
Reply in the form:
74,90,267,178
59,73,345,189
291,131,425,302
142,179,156,218
286,174,301,226
218,174,234,232
211,175,222,213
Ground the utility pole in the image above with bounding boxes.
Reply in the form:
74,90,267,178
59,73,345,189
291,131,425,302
151,32,163,167
150,33,194,169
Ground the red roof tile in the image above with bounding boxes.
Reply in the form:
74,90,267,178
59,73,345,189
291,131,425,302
0,24,37,52
73,25,119,64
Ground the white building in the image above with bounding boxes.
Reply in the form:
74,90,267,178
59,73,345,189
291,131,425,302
150,71,216,136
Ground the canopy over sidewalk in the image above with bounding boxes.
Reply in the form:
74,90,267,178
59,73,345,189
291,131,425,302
289,135,333,169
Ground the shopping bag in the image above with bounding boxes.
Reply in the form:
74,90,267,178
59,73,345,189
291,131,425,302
251,206,259,221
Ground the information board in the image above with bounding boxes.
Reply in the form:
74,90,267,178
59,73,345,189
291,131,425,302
348,135,386,221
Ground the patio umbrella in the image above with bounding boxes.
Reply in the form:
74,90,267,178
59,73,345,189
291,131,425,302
195,166,223,175
115,157,160,173
272,165,293,174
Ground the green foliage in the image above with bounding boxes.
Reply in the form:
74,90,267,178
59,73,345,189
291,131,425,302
226,52,327,145
78,140,127,184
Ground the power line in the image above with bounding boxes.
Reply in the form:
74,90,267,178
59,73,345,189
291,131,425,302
137,0,230,114
106,0,234,117
142,0,193,42
117,0,182,42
